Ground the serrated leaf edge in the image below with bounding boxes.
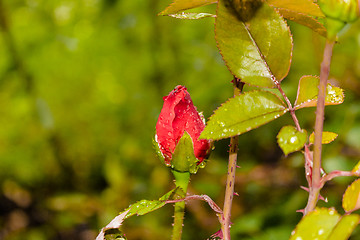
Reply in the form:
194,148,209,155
202,90,288,140
214,1,293,88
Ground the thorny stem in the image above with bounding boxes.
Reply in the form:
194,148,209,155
221,78,244,240
304,40,335,215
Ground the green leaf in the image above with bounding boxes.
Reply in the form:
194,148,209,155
276,126,307,155
124,188,184,219
201,90,287,140
276,10,327,37
168,12,215,19
266,0,324,17
327,214,360,240
159,0,216,16
215,0,293,88
309,131,338,144
352,161,360,174
343,179,360,213
294,75,344,109
290,208,340,240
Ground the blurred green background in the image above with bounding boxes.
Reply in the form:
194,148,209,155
0,0,359,239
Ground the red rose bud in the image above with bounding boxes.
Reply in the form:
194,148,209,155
155,85,211,173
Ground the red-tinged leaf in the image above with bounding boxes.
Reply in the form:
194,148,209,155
276,10,327,37
215,0,293,88
343,179,360,213
200,90,288,140
266,0,324,17
159,0,216,16
294,75,344,109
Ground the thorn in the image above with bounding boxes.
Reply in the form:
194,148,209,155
236,165,241,168
300,186,309,192
296,209,305,214
319,194,328,202
233,192,239,196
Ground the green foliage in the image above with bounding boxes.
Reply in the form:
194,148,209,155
343,179,360,213
294,75,344,109
201,90,287,140
290,208,340,240
215,0,293,88
159,0,217,15
1,0,360,239
290,208,360,240
266,0,324,17
266,0,327,37
276,126,307,155
309,131,338,145
327,214,360,240
124,187,184,219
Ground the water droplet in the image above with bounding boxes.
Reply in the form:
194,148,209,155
290,136,298,144
318,229,324,235
217,121,225,127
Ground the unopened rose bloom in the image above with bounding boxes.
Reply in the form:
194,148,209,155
155,85,211,172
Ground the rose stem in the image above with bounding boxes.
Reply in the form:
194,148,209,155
171,170,191,240
221,78,244,240
304,40,335,215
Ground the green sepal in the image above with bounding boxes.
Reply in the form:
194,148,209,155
153,134,168,167
171,131,204,174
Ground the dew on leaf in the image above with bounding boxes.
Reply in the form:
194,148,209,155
290,136,298,144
